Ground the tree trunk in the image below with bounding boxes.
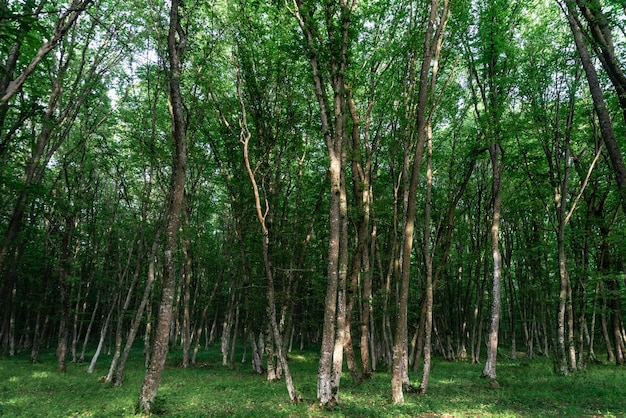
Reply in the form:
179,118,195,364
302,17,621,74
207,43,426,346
563,0,626,212
574,0,626,124
481,143,503,380
419,124,434,394
181,208,193,368
113,241,158,386
87,292,117,374
105,240,140,382
332,152,349,394
239,71,299,402
0,0,94,104
136,0,187,412
56,213,75,373
391,0,442,403
291,0,355,406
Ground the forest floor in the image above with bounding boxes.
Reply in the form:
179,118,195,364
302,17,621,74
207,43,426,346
1,346,625,417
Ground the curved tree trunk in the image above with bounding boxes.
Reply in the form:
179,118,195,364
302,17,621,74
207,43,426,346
114,241,158,386
239,74,299,402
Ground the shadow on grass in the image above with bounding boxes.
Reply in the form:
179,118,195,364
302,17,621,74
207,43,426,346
1,348,625,417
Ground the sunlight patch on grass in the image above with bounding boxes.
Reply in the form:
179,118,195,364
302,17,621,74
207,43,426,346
31,371,51,379
437,377,456,385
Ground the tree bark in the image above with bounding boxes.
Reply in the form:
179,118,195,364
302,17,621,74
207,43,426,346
481,143,503,380
136,0,187,412
291,0,356,406
87,292,117,374
56,216,74,372
180,207,193,368
391,0,442,403
574,0,626,124
418,124,434,394
562,0,626,212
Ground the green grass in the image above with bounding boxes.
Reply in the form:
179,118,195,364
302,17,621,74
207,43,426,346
1,347,625,417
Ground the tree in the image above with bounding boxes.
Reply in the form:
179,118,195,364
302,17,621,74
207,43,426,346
237,58,301,401
0,0,95,104
559,0,626,212
390,0,449,403
291,0,356,406
462,0,523,382
136,0,188,412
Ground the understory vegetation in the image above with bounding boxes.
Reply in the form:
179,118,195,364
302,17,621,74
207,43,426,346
2,0,626,412
1,347,625,417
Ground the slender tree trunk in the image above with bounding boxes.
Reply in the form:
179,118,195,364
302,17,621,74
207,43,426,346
79,290,99,363
56,214,75,373
181,208,193,368
291,0,355,406
600,285,615,362
332,149,349,394
556,150,572,375
106,240,140,382
136,0,187,412
343,89,367,385
0,0,94,104
562,0,626,212
87,293,117,374
419,125,434,394
71,284,83,363
481,143,503,380
239,71,299,402
391,0,442,403
114,241,158,386
574,0,626,124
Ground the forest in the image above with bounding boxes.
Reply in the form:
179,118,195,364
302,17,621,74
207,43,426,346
0,0,625,415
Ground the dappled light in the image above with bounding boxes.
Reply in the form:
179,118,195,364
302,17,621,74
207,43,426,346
0,0,625,415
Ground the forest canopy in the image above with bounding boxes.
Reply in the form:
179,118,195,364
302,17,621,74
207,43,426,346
0,0,625,413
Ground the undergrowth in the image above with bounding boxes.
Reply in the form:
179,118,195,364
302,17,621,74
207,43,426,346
1,347,624,417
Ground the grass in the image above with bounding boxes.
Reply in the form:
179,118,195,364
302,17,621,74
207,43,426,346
1,347,625,417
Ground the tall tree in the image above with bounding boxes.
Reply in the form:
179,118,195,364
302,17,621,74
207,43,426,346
391,0,447,403
464,0,521,382
137,0,188,412
291,0,356,406
560,0,626,212
238,60,300,401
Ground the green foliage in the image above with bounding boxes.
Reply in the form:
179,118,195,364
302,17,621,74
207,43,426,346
1,0,626,408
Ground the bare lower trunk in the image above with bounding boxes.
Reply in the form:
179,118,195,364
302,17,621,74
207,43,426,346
482,144,502,381
331,154,349,395
181,210,193,368
79,292,99,363
114,242,158,386
600,289,615,362
87,294,117,374
419,125,434,394
107,243,141,383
